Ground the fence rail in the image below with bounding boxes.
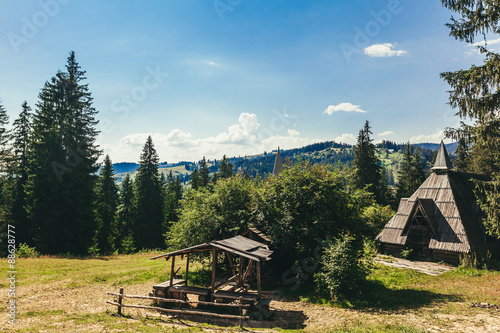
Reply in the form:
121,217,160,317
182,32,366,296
106,287,249,328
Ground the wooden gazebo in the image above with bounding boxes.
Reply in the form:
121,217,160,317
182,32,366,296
150,234,273,310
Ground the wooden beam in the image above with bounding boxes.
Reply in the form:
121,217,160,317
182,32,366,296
107,292,250,307
185,253,190,286
241,260,254,285
256,260,262,312
225,251,237,277
106,301,249,320
211,248,217,296
238,256,243,286
169,255,176,290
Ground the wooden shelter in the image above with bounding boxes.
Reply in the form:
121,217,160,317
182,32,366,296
376,141,489,264
150,233,272,311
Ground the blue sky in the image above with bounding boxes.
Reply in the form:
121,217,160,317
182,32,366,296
0,0,493,162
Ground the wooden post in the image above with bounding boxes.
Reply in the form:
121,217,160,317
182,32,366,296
211,248,217,298
170,256,176,289
238,256,243,286
185,253,190,286
256,260,262,312
118,287,124,315
239,296,243,328
178,291,183,320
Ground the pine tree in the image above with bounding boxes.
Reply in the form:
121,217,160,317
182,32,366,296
11,101,33,245
0,100,11,256
165,170,182,224
0,100,10,169
353,121,388,204
135,136,164,249
396,144,427,201
26,52,101,255
116,173,136,253
199,156,210,188
219,154,234,179
440,1,500,238
396,143,413,200
454,138,469,172
95,155,119,254
411,147,427,189
190,167,200,190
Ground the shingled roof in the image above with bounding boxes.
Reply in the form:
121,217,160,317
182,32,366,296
376,171,488,254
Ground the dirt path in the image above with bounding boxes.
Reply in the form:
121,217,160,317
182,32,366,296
6,278,500,332
374,255,454,276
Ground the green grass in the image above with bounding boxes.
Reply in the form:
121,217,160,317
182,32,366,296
3,254,500,332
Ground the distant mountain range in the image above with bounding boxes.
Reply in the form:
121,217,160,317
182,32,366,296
111,141,458,184
414,142,458,153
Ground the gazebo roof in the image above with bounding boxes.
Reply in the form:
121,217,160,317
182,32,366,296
150,235,273,262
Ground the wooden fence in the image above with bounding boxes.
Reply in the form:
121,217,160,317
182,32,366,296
106,287,250,328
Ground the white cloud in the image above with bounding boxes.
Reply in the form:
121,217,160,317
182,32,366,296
323,103,367,115
467,37,500,55
409,130,450,143
364,43,407,57
378,130,394,137
472,37,500,47
105,113,320,162
334,133,356,145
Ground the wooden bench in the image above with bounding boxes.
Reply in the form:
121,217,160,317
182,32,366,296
151,279,185,297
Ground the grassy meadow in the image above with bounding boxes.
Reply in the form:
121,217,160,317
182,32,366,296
1,253,500,332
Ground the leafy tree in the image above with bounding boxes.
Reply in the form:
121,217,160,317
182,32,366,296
10,101,33,245
254,162,371,272
116,173,136,253
168,174,254,249
95,155,119,254
353,121,388,204
440,0,500,238
135,136,164,249
26,52,101,255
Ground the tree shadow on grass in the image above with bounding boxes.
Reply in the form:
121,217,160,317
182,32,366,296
345,279,463,312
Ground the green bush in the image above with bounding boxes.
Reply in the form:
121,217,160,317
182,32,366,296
314,233,370,299
16,243,40,258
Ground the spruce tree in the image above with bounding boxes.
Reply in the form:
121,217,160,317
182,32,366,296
440,1,500,238
116,173,136,253
454,138,469,172
95,155,119,254
135,136,164,249
199,156,210,188
0,100,10,169
353,121,388,204
26,52,101,255
0,100,11,256
165,170,182,224
190,167,200,190
219,154,234,179
11,101,33,245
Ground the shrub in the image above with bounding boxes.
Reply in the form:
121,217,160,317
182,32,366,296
16,243,40,258
314,233,370,299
